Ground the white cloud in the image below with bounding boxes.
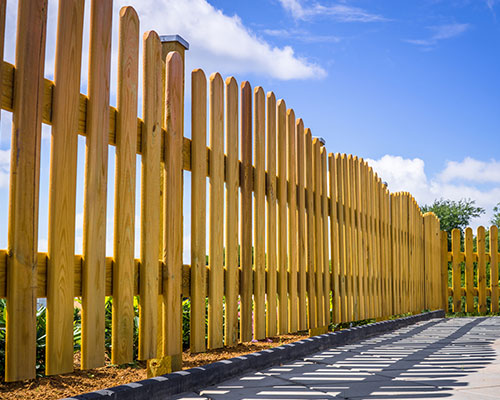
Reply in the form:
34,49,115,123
277,0,386,22
438,157,500,183
366,155,500,229
113,0,325,80
405,23,470,47
262,28,341,43
2,0,325,84
0,149,10,188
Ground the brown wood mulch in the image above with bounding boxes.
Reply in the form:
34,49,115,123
0,333,308,400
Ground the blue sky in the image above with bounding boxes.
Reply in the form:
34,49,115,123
0,0,499,257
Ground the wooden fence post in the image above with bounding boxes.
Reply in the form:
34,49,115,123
162,51,184,370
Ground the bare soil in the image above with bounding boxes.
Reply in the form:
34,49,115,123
0,333,308,400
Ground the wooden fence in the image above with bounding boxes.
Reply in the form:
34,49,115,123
446,226,500,314
0,0,445,382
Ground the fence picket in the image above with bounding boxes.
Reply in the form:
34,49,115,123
112,6,140,365
490,226,499,313
253,87,266,340
139,31,162,360
224,77,239,346
477,226,486,314
6,0,48,382
287,109,298,333
321,148,330,326
335,154,347,323
240,81,253,342
266,92,278,336
313,139,324,327
277,100,288,334
305,130,316,329
208,73,224,349
464,227,474,313
81,0,112,371
46,0,85,376
329,154,340,324
190,69,207,353
296,120,307,331
266,92,278,337
451,229,462,313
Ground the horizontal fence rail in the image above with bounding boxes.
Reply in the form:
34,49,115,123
0,0,446,382
445,226,500,314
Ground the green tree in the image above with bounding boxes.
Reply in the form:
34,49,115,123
421,198,485,233
492,203,500,227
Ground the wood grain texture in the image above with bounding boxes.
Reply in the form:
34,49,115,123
277,100,288,334
112,6,139,365
336,155,347,322
313,139,323,326
240,81,253,342
305,130,316,329
477,226,486,313
208,73,224,349
266,92,278,337
441,231,449,311
190,69,207,353
287,109,298,333
328,154,340,324
162,51,184,363
253,87,266,340
296,120,307,331
81,0,112,370
139,30,162,360
464,227,474,312
451,229,461,312
321,148,330,325
491,226,499,313
46,0,84,376
224,77,239,346
0,0,6,119
6,0,48,382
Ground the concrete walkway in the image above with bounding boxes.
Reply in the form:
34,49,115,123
173,317,500,400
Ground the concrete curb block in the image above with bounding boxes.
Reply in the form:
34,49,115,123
66,310,445,400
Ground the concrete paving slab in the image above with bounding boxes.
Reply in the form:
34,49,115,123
175,317,500,399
